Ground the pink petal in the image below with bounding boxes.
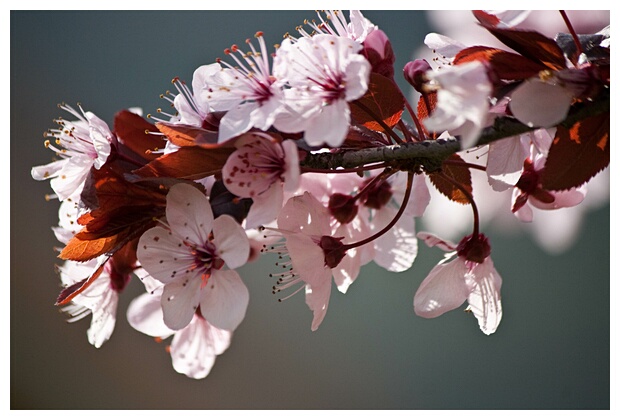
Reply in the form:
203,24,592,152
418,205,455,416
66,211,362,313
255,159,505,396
169,317,232,379
284,233,332,288
281,139,300,192
417,231,457,252
200,269,249,331
137,226,194,284
244,183,283,229
165,183,213,246
414,258,470,318
304,99,350,147
466,260,503,335
305,278,332,331
509,79,573,128
487,136,528,191
212,215,249,269
278,192,330,237
127,292,175,338
161,276,202,330
372,209,418,273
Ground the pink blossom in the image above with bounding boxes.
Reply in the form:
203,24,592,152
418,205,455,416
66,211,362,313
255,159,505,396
137,183,250,331
296,10,377,43
265,192,360,331
414,232,503,335
423,61,493,149
272,34,370,147
222,132,299,228
127,291,232,380
31,103,114,201
196,33,285,142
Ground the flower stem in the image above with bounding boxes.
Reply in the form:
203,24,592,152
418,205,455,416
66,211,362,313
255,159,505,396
343,171,414,250
559,10,584,58
435,171,480,238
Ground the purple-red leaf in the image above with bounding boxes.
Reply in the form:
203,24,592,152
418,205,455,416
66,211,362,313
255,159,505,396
133,146,234,180
481,25,567,70
541,113,610,191
114,110,166,161
350,72,404,132
429,154,473,204
454,46,548,80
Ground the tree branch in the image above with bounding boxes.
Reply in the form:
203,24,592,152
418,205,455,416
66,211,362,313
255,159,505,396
300,87,610,171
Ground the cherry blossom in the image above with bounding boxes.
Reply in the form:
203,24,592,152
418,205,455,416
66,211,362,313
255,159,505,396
264,192,360,331
58,258,123,348
196,33,285,142
127,290,232,379
414,232,503,335
31,103,114,201
423,61,493,149
296,10,377,43
272,34,370,147
137,183,250,331
222,132,299,228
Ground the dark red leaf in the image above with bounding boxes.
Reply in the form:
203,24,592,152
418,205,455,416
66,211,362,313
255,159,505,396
155,122,220,148
114,110,166,161
541,113,610,191
482,26,567,71
350,72,404,132
454,46,548,80
472,10,501,27
59,230,126,261
133,146,234,180
56,259,106,306
428,154,473,204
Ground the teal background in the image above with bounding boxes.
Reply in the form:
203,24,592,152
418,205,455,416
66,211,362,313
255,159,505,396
11,11,610,409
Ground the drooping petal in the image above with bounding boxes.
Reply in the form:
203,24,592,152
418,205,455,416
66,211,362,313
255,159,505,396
165,183,214,246
169,317,232,379
466,259,503,335
281,139,300,192
304,99,351,147
417,231,457,252
48,156,93,201
414,258,470,318
211,214,249,269
161,276,202,330
305,278,332,331
127,292,175,338
372,208,418,273
283,233,332,288
278,192,331,237
244,183,283,229
199,269,249,331
332,245,360,293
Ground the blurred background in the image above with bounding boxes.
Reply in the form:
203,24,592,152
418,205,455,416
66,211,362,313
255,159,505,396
11,10,610,409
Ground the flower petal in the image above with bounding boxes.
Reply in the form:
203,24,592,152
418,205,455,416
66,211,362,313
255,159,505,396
466,260,503,335
509,79,573,128
165,183,213,246
169,317,232,379
414,258,470,318
137,226,194,284
200,269,249,331
161,276,202,330
212,215,249,269
305,279,332,331
127,292,175,338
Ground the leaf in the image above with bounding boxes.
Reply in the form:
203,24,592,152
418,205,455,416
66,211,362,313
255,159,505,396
454,46,547,80
482,26,567,71
114,110,167,161
133,146,234,180
155,122,219,148
59,229,126,261
350,72,404,132
429,154,473,204
472,10,501,27
541,113,609,191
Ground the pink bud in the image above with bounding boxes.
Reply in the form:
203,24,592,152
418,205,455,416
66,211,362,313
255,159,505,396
361,29,395,79
404,59,432,92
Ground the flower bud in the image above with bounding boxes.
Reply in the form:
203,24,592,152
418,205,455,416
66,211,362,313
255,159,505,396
328,193,358,224
404,59,432,92
361,29,395,79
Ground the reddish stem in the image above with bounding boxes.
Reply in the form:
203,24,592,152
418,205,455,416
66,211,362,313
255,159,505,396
436,171,480,238
560,10,584,58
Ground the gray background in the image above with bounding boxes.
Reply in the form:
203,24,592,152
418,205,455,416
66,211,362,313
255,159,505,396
11,11,609,409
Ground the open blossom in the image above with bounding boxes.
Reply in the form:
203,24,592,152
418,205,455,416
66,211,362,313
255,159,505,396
266,192,359,331
59,258,126,348
423,61,493,149
31,103,114,201
137,183,250,331
127,290,232,380
511,151,587,222
414,232,502,335
273,34,370,147
196,33,285,143
222,132,299,228
297,10,377,43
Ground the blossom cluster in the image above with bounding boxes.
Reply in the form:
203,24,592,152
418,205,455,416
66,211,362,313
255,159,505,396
32,10,610,379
